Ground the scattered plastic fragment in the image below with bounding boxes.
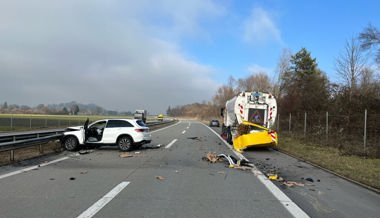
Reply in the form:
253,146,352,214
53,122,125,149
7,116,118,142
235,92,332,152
78,150,94,155
156,176,165,181
134,151,141,154
80,171,88,174
305,178,314,182
188,137,201,141
268,174,279,181
119,152,133,158
202,152,220,163
282,181,304,187
69,177,76,180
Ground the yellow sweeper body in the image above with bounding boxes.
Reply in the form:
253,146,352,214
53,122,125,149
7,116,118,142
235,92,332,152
222,91,279,152
232,121,278,152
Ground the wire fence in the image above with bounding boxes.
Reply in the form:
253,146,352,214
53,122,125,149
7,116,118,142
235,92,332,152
276,110,380,157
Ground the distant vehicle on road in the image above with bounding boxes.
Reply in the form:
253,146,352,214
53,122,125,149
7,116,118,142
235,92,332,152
61,119,151,151
157,114,164,121
134,109,147,123
209,120,220,127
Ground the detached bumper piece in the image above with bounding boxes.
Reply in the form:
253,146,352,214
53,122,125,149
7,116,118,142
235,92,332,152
232,121,278,153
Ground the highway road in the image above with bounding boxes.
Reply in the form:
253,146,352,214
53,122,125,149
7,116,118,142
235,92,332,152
0,121,378,218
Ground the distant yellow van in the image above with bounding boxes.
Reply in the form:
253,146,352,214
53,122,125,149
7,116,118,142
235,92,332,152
157,114,164,121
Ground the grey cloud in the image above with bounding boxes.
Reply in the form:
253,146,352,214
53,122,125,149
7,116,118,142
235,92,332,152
0,0,221,113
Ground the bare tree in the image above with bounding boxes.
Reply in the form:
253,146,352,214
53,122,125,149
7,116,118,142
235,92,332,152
335,37,367,92
237,72,271,92
359,24,380,65
273,48,292,98
360,67,375,89
212,76,238,108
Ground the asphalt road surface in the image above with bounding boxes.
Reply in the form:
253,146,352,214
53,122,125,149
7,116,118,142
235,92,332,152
0,121,378,218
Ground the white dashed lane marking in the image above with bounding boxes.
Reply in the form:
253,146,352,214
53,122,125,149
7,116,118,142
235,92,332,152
165,139,178,149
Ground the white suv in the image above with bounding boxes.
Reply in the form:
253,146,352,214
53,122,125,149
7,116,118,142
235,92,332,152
61,119,152,151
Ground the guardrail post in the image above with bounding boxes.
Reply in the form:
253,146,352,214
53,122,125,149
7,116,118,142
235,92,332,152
304,112,307,136
364,109,367,150
326,111,329,143
10,150,14,162
39,144,43,154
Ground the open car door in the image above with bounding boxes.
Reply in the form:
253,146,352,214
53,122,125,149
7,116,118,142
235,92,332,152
83,118,89,143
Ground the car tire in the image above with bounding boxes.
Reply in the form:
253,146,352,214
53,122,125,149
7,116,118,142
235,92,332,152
117,136,133,151
63,136,79,151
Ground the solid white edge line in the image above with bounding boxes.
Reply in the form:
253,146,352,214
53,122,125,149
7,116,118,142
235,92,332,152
0,157,69,180
165,139,178,149
77,181,130,218
150,121,182,133
203,123,310,218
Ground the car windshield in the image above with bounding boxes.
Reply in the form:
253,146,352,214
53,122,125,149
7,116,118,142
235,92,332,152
136,120,146,127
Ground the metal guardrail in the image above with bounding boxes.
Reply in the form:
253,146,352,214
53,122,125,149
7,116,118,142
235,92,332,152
0,129,64,148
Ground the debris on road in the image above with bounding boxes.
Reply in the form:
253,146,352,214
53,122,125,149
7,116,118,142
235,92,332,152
156,176,165,181
119,152,133,158
142,144,161,149
134,151,141,154
203,152,255,170
187,136,201,141
78,150,94,155
69,177,76,180
80,171,88,174
305,177,314,182
202,152,220,163
268,174,279,181
282,181,305,187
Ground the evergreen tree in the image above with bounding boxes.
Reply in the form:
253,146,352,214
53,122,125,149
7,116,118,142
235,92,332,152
280,48,329,114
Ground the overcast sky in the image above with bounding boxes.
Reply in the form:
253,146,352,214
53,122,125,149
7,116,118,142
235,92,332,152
1,0,379,114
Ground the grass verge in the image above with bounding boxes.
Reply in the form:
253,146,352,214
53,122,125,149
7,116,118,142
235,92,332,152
279,135,380,190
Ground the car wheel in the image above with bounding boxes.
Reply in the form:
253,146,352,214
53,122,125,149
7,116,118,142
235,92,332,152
63,136,79,151
117,136,133,151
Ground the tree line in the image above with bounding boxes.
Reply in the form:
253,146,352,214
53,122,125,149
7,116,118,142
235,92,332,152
167,24,380,121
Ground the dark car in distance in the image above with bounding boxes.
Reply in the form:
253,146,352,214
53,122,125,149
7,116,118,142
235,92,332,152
209,120,220,127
